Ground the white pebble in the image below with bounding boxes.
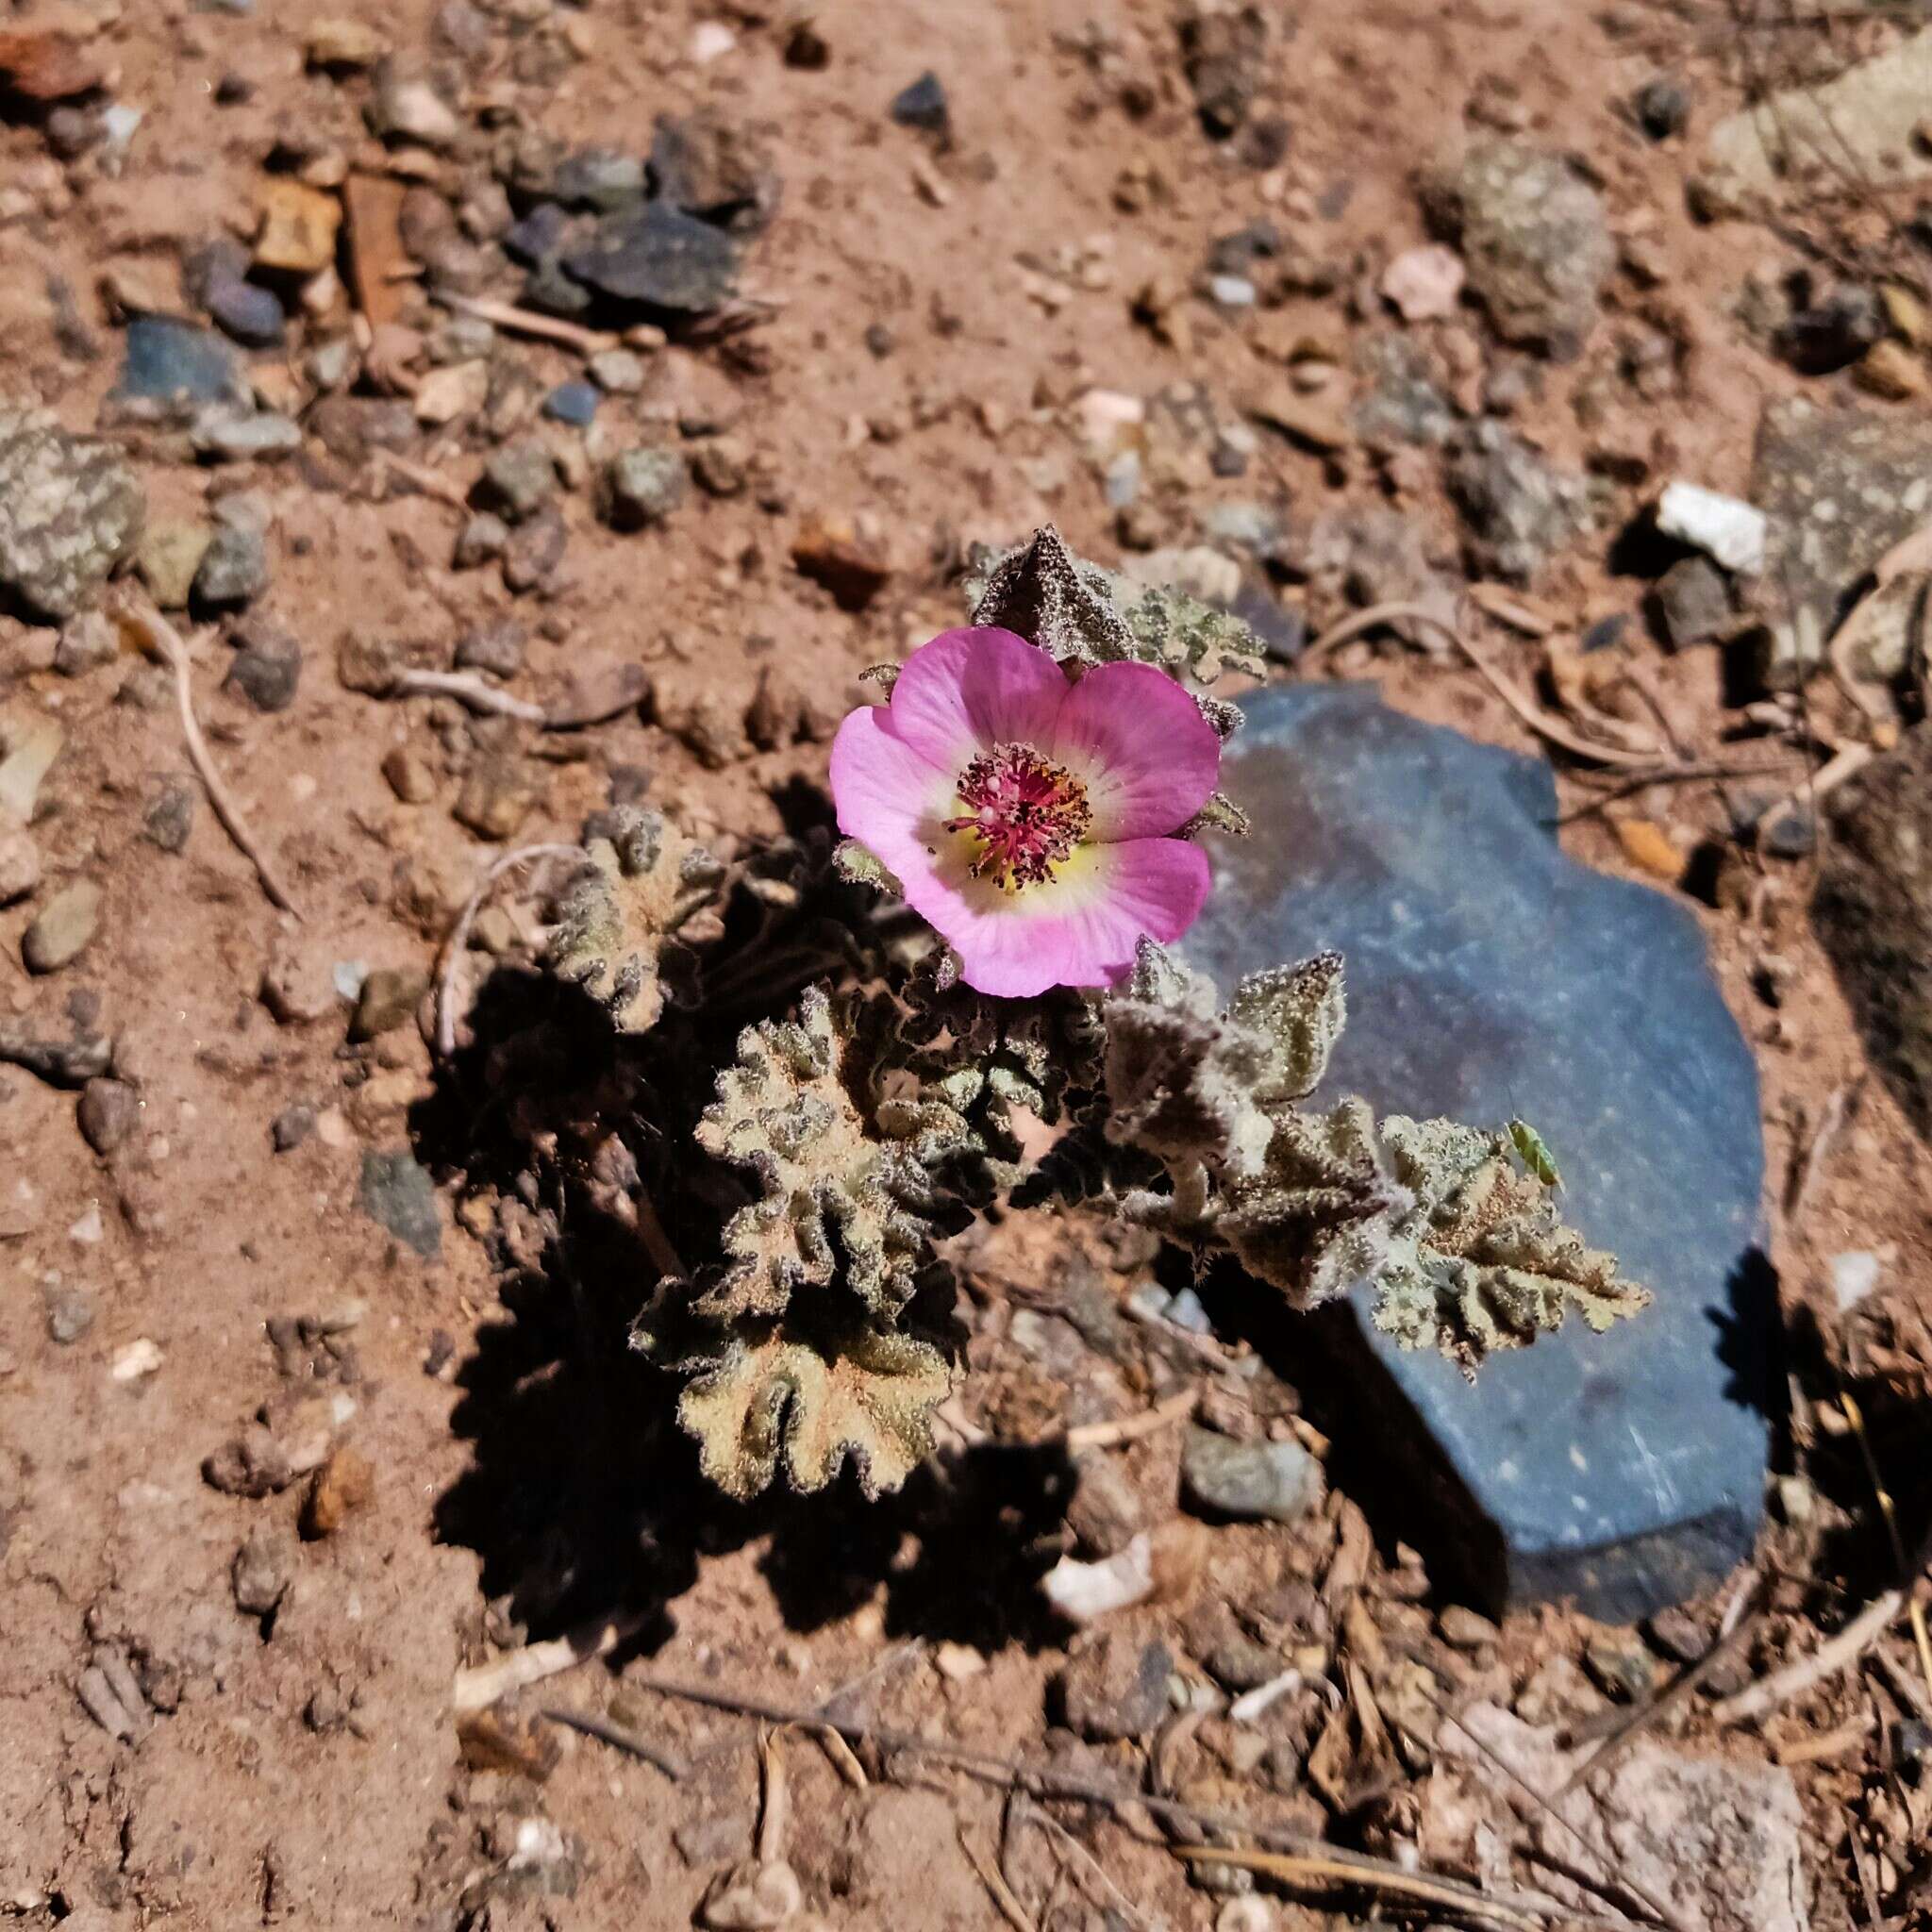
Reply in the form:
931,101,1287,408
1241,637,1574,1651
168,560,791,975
1829,1249,1882,1310
111,1338,163,1382
1657,480,1768,576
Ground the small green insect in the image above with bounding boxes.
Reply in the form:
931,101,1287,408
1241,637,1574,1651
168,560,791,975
1507,1116,1563,1191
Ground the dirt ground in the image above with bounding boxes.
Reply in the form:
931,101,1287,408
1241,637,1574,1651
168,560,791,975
3,0,1931,1926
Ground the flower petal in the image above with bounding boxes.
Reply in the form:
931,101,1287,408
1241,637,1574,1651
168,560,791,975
829,704,957,867
1048,660,1222,840
888,834,1211,999
885,626,1071,770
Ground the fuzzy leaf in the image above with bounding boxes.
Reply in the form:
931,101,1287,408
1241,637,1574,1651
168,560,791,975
963,525,1265,689
675,1319,954,1501
548,808,727,1034
690,986,961,1322
1369,1115,1649,1373
832,837,903,896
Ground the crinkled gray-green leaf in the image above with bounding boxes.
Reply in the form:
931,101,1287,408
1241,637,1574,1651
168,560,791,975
685,985,962,1323
963,525,1265,692
547,808,727,1034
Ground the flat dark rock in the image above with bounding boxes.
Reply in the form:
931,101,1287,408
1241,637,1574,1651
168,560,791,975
1180,683,1772,1622
110,315,244,412
562,203,738,315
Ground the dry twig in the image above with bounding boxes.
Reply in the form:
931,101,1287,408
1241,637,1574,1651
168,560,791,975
958,1824,1037,1932
1061,1388,1198,1453
452,1609,647,1713
391,668,549,724
434,291,619,355
118,598,304,921
1713,1589,1905,1725
540,1703,686,1779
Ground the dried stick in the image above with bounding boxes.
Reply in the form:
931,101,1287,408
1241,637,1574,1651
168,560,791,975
1171,1846,1553,1930
372,448,472,511
434,291,619,356
618,1664,1623,1930
119,598,304,921
541,1703,686,1779
1303,602,1670,770
1713,1589,1904,1725
391,668,548,724
1061,1388,1198,1453
452,1609,646,1714
1840,1391,1932,1701
436,842,588,1058
959,1825,1038,1932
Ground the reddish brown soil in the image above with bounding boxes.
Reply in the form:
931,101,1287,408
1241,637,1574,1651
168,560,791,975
3,1,1929,1927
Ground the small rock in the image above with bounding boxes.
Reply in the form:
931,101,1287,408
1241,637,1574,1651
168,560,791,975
232,1528,291,1616
550,146,645,213
204,1424,294,1498
454,510,509,567
193,524,269,610
261,940,339,1025
413,359,490,426
1066,1452,1147,1558
358,1148,441,1258
1058,1633,1174,1741
380,746,436,803
889,71,949,139
1616,818,1684,883
368,61,461,149
1656,480,1767,576
1438,1605,1501,1651
272,1104,316,1152
1828,1249,1882,1311
191,408,302,462
1813,725,1932,1137
23,880,102,974
0,828,40,905
77,1078,140,1154
1446,422,1589,583
1643,1606,1708,1666
1779,282,1884,376
601,446,690,528
1425,140,1613,359
691,436,749,496
543,380,600,426
206,277,288,348
108,315,243,415
454,619,525,678
588,347,645,393
455,757,539,839
1180,1426,1322,1524
135,519,214,609
1854,338,1929,400
502,507,566,593
1633,75,1691,141
1584,1631,1656,1702
224,616,301,713
302,1445,375,1536
255,177,342,275
562,204,740,315
478,438,558,523
350,966,428,1041
1651,556,1733,649
791,512,891,610
46,1286,96,1343
1381,243,1466,323
307,15,389,67
1352,331,1458,449
56,608,120,676
1180,7,1268,139
0,405,145,622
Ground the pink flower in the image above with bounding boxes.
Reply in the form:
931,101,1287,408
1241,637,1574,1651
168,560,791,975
830,626,1221,997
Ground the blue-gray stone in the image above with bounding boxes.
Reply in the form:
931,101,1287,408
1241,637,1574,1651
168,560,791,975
542,382,599,425
1181,683,1772,1623
111,316,243,411
562,204,738,315
206,277,286,349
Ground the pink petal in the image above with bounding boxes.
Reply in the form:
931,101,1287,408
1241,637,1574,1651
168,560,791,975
1049,660,1222,840
889,834,1211,999
884,626,1071,771
829,704,958,867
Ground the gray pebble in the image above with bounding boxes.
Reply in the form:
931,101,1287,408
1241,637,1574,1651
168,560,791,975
77,1078,141,1155
601,446,690,529
478,439,559,523
46,1286,97,1344
23,880,103,974
455,619,526,678
358,1149,441,1259
192,408,302,463
232,1529,291,1617
193,524,269,609
502,506,566,592
1179,1425,1322,1524
455,511,509,568
206,277,287,349
272,1104,317,1152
